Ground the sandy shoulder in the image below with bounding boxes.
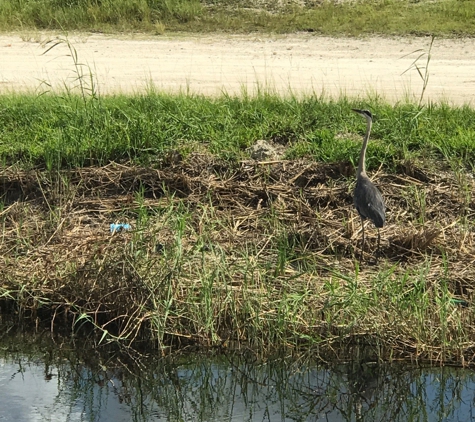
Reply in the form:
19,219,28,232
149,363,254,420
1,32,474,105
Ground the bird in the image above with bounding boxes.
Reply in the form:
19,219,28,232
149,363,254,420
352,108,385,262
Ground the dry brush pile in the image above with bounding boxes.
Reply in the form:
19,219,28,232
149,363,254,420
1,154,475,364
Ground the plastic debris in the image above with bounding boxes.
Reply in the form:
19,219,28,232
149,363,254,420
110,223,131,233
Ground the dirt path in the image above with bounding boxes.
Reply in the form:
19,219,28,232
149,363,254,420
1,33,474,105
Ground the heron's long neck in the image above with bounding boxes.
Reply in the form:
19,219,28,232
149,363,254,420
357,119,372,177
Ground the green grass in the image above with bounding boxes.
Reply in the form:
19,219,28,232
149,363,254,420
1,89,475,171
1,0,475,36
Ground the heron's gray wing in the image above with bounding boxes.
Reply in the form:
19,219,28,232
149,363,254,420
354,178,385,228
365,199,385,228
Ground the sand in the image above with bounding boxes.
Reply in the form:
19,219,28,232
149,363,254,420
1,32,474,104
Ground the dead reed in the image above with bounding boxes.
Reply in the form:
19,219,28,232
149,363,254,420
1,154,475,365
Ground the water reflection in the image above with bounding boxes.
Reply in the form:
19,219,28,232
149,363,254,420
1,341,475,421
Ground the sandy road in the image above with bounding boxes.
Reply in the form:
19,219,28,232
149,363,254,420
1,33,475,105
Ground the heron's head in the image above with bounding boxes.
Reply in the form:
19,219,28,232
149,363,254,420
352,109,373,121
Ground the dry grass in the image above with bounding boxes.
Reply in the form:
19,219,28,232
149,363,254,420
1,154,475,364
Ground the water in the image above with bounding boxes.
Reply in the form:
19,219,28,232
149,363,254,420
1,338,475,421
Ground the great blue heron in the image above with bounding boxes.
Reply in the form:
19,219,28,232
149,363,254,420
352,109,385,261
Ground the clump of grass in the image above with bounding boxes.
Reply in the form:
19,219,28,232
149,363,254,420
1,0,475,36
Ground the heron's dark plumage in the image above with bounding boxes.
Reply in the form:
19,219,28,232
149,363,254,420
352,107,385,261
354,174,385,228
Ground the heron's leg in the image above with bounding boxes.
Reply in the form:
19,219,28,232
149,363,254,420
359,217,365,263
374,228,381,264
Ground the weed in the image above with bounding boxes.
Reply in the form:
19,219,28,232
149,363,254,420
401,35,436,106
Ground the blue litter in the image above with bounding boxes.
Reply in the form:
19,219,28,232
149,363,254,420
110,223,131,233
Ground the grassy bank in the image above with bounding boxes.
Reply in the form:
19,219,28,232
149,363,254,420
1,90,475,170
1,0,475,37
1,90,475,365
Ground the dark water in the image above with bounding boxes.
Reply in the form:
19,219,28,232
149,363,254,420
1,338,475,421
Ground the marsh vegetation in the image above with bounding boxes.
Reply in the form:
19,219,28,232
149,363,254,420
1,1,475,366
1,85,475,364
